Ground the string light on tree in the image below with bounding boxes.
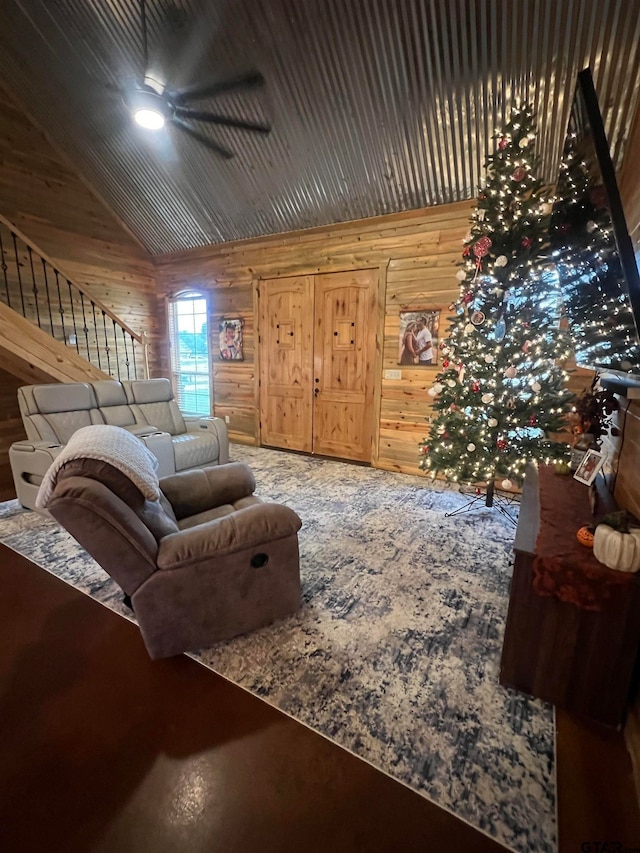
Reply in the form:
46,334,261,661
419,102,573,494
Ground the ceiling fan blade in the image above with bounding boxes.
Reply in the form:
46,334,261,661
171,118,234,159
173,71,264,104
174,107,270,133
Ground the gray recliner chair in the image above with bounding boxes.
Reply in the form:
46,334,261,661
45,458,302,659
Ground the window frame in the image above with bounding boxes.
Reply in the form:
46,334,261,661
167,289,213,417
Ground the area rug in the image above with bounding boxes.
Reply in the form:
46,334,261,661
0,445,555,853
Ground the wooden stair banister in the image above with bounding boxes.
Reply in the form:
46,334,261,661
0,212,148,380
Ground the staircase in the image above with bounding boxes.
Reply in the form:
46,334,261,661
0,213,148,385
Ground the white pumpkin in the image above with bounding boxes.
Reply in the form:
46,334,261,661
593,524,640,573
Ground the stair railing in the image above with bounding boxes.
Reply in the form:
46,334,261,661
0,213,148,380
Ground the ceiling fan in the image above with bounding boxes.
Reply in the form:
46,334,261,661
120,0,270,159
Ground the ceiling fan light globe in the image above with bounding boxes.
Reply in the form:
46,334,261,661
134,107,166,130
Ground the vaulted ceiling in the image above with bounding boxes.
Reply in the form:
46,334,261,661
1,0,639,255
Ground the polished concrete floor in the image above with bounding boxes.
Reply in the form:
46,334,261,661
1,542,639,853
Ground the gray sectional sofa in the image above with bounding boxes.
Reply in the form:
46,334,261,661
10,378,229,509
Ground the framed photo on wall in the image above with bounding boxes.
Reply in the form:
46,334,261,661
218,317,244,361
398,309,441,366
573,448,605,485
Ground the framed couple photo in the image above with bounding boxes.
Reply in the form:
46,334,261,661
398,309,441,366
573,448,606,485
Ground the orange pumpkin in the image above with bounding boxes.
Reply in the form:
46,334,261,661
577,526,595,547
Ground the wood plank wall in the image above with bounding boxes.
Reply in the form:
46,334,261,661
155,201,473,473
0,367,26,500
0,88,160,376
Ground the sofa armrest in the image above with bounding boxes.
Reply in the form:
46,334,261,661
183,416,229,464
9,440,65,510
157,503,302,570
124,424,160,437
159,462,255,519
9,439,64,454
139,432,175,478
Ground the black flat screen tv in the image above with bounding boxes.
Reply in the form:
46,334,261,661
551,67,640,382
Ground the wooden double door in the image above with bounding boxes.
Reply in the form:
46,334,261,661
258,269,378,462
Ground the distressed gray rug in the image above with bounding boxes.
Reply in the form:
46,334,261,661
0,445,555,853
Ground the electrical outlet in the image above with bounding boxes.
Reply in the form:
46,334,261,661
225,415,230,424
384,369,402,380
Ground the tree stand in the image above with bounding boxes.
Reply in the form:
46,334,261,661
444,481,519,526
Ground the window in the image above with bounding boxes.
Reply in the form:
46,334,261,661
168,291,211,416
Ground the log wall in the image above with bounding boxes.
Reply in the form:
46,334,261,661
155,201,473,473
0,88,160,375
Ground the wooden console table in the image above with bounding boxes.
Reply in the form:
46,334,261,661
500,463,640,727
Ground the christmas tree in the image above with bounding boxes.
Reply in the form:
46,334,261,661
418,104,573,492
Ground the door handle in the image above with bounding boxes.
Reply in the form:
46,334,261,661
314,387,320,396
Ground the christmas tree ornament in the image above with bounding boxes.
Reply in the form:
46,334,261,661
436,424,445,434
522,339,531,352
529,414,537,425
497,439,507,450
586,220,597,233
477,209,486,221
471,381,480,392
446,379,456,388
467,443,476,452
462,292,473,304
522,236,532,248
498,137,509,150
470,311,486,326
488,417,498,427
494,316,506,341
457,365,465,383
481,393,494,404
484,354,494,364
443,359,450,368
473,236,492,259
501,478,513,489
433,382,444,394
531,381,541,392
518,137,529,149
428,386,437,397
507,397,516,409
456,270,467,281
464,323,475,335
505,365,518,378
512,166,527,181
494,255,508,267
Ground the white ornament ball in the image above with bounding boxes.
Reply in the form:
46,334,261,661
586,220,597,233
464,323,475,335
436,425,446,435
494,255,508,268
531,381,541,392
428,386,437,397
488,418,498,427
467,443,476,452
433,382,444,394
481,393,494,404
484,354,494,364
501,478,513,490
446,379,456,388
456,270,467,281
505,365,517,379
518,137,529,149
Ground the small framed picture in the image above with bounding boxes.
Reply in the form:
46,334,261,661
218,317,244,361
573,449,605,485
398,309,441,366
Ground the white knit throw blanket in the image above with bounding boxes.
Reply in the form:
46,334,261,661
36,424,161,509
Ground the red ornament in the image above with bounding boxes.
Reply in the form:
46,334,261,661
498,137,508,150
471,381,480,392
463,245,470,257
523,339,531,353
444,432,449,438
462,292,473,304
440,341,447,349
449,404,457,411
475,487,482,495
443,359,450,368
497,439,507,450
473,236,492,259
521,236,532,248
528,415,537,426
512,166,527,182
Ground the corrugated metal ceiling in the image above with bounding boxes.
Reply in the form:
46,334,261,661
1,0,639,255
